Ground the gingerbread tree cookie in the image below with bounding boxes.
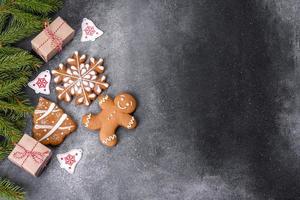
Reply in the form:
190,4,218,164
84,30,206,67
82,93,138,147
33,97,77,146
51,51,109,106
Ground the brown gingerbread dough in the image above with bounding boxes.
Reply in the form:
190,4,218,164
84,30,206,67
33,97,77,145
82,93,137,147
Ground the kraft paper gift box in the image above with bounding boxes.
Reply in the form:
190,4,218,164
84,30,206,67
31,16,75,62
8,134,52,177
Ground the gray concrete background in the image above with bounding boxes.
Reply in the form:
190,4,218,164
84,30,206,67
1,0,300,199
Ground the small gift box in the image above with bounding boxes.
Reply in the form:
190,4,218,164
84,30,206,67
8,134,52,177
31,17,75,62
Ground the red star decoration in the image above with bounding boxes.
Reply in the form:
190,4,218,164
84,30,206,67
36,78,48,88
64,154,76,166
84,25,96,36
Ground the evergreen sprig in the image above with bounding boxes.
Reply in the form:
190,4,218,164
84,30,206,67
13,0,63,15
0,178,25,200
0,99,33,120
0,116,21,142
0,76,30,98
0,0,62,45
0,0,63,198
0,47,41,79
0,139,14,160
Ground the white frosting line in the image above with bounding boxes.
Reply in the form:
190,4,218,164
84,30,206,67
35,125,74,130
117,101,126,109
39,114,67,142
34,109,59,114
36,103,56,121
102,134,116,144
84,113,91,127
127,117,135,128
99,95,108,104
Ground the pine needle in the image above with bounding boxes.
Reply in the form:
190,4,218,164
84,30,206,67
0,116,21,142
0,178,25,200
0,47,41,76
0,100,33,120
13,0,63,15
0,0,62,197
0,12,9,32
0,139,14,160
0,7,42,45
0,76,29,98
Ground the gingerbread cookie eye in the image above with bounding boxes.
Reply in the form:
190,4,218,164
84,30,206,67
114,93,136,113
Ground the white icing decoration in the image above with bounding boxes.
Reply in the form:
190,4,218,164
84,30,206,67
34,109,59,114
39,114,67,142
84,113,91,127
77,97,84,103
36,103,55,121
127,117,135,128
102,134,117,144
54,76,60,83
99,95,108,104
117,101,128,110
35,125,74,130
107,111,116,120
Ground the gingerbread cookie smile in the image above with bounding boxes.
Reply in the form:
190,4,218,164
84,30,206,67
117,95,133,110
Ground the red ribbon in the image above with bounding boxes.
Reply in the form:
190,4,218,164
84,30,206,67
13,144,49,164
44,26,63,52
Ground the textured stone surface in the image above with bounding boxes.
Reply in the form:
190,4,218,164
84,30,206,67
1,0,300,199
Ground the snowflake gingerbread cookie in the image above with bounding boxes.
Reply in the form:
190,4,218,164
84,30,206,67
57,149,83,174
33,97,77,145
81,18,103,42
28,70,51,95
82,93,138,147
51,51,109,106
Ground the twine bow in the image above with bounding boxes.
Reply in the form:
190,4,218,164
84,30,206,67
43,22,63,52
13,144,49,164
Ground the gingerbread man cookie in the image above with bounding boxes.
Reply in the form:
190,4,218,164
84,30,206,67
82,93,138,147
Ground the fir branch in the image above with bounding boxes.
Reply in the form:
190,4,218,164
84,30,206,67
0,178,25,200
0,100,33,120
10,93,31,105
0,47,41,75
0,7,42,45
0,139,14,160
14,117,27,130
0,93,32,121
0,0,62,197
0,46,22,55
0,12,9,32
0,116,21,142
0,71,31,82
12,0,62,16
0,76,29,98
